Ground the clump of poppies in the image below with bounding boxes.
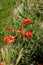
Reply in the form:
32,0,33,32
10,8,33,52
17,19,32,39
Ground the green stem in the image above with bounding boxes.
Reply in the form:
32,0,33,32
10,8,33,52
16,47,24,65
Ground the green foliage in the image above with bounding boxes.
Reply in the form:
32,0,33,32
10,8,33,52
0,0,43,65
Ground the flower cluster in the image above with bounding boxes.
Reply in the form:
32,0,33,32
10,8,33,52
2,19,33,65
3,19,32,43
17,19,32,39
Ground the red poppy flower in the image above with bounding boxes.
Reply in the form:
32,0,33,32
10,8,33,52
22,19,30,25
38,64,43,65
3,36,15,43
0,62,4,65
24,31,32,39
17,29,25,34
6,26,13,31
